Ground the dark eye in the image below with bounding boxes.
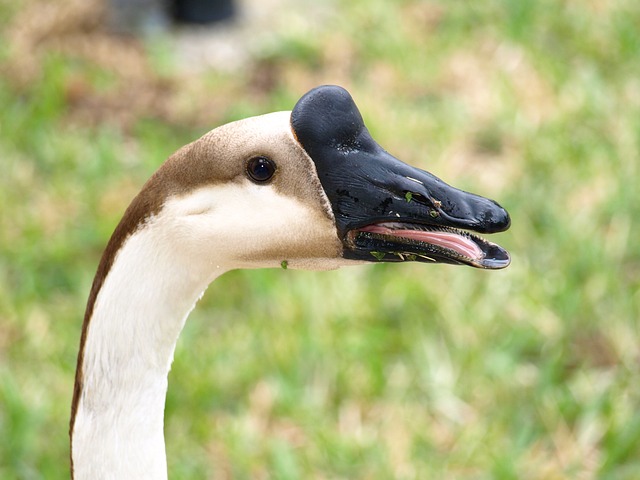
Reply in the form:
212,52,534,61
246,156,276,183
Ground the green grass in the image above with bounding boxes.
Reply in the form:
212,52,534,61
1,0,639,478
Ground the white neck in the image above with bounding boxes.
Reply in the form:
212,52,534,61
70,120,348,477
71,218,228,480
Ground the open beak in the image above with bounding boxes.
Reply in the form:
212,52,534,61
291,85,511,269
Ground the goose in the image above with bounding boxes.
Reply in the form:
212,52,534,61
70,85,511,479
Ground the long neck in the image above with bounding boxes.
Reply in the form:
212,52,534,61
71,222,227,479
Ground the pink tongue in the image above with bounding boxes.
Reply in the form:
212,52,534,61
360,225,483,259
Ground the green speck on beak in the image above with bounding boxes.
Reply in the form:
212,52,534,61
370,251,385,261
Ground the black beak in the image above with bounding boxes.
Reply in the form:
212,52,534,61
291,85,511,269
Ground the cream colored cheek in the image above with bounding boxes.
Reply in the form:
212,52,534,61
162,184,340,260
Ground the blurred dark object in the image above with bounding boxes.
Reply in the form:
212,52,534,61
107,0,236,34
172,0,236,25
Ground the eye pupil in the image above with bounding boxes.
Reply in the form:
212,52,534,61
247,156,275,183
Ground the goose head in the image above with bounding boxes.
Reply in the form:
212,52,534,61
132,85,510,275
71,85,511,477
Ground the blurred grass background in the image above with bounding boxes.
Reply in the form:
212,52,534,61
1,0,639,478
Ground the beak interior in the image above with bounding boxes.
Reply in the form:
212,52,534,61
351,222,511,269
